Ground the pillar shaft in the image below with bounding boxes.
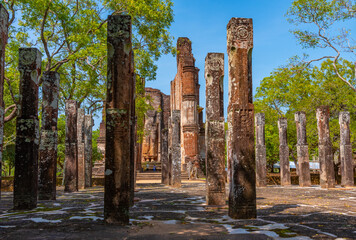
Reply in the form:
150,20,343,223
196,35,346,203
316,106,335,188
339,111,354,187
255,113,266,187
77,108,85,189
171,110,181,187
278,118,291,186
84,114,93,188
64,100,78,192
38,71,60,200
227,18,256,219
295,111,311,187
104,14,134,225
0,5,8,199
205,53,226,205
14,48,41,210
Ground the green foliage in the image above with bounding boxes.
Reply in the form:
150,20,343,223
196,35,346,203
255,59,356,165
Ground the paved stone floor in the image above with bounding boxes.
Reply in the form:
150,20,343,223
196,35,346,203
0,181,355,239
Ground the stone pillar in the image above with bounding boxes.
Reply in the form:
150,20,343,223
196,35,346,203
0,5,8,200
316,106,335,188
13,48,41,210
84,114,93,188
64,100,78,192
104,14,134,225
227,18,256,219
295,111,311,187
255,113,267,187
339,112,353,187
77,108,85,189
161,128,169,184
278,118,291,186
38,72,60,200
171,110,181,187
205,53,226,205
168,116,173,185
130,63,136,206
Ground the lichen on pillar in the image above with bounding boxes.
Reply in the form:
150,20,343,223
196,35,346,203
14,48,42,210
0,4,8,200
316,106,335,188
227,18,256,219
104,14,134,225
77,108,85,189
295,111,311,187
38,71,60,200
278,117,291,186
84,114,93,188
64,100,78,192
171,110,181,188
205,52,226,205
255,113,267,187
339,111,353,187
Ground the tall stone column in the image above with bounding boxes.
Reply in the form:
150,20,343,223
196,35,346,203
171,110,181,187
13,48,41,210
38,71,60,200
104,14,134,225
168,116,173,185
227,18,256,219
255,113,267,187
64,100,78,192
77,108,85,189
161,128,169,184
316,106,335,188
84,114,93,188
0,5,8,200
278,118,291,186
295,111,311,187
205,53,226,205
339,112,353,187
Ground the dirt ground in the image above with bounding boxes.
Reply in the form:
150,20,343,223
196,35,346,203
0,180,355,240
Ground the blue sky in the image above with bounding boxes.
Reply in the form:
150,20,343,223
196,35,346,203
144,0,354,122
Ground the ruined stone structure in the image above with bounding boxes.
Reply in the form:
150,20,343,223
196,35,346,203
170,37,200,173
170,110,181,187
84,114,93,188
64,100,78,192
104,14,134,224
92,104,106,177
295,112,311,187
316,106,335,188
161,93,170,184
13,48,41,210
77,108,85,189
278,118,291,186
255,113,267,187
142,88,170,165
227,18,256,219
339,111,354,187
205,53,226,205
38,72,60,200
0,4,8,199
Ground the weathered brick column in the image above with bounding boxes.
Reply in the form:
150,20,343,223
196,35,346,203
77,108,85,189
38,71,60,200
316,106,335,188
64,100,78,192
339,111,354,187
104,14,134,224
84,114,93,188
205,53,226,205
13,48,41,210
227,18,256,219
171,110,181,187
278,118,291,186
255,113,267,187
0,4,8,199
295,111,311,187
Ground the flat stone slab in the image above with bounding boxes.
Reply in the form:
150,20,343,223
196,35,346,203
0,183,355,239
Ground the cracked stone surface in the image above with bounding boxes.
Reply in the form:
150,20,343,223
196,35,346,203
1,182,355,239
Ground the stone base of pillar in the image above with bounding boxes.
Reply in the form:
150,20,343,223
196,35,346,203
340,145,354,187
297,145,311,187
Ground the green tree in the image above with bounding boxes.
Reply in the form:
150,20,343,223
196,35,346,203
286,0,356,92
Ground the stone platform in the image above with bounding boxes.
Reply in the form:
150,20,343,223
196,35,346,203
0,182,355,239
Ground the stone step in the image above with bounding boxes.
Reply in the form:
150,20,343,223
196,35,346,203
136,171,190,181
